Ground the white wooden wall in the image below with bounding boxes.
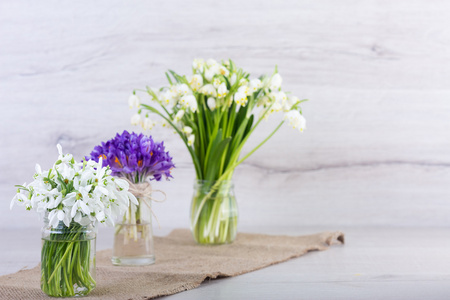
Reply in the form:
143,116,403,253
1,0,449,229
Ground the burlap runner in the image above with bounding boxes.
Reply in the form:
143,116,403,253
0,229,344,299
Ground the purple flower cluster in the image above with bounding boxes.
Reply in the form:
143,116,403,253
86,131,175,182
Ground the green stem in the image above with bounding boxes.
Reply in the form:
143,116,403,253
41,223,95,297
191,121,284,229
47,233,80,283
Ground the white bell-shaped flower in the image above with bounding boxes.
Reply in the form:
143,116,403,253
249,79,262,92
199,84,217,97
234,91,248,106
217,83,228,99
142,116,155,130
189,74,203,91
128,94,140,109
130,113,141,126
207,97,217,110
174,110,185,122
284,110,306,132
183,126,193,135
269,73,282,90
188,135,195,146
193,59,205,72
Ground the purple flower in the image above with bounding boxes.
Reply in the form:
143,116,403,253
86,131,175,182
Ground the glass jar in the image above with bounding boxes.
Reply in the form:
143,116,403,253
111,196,155,265
190,180,238,245
41,218,96,297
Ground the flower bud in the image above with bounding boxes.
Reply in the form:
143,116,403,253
207,97,216,110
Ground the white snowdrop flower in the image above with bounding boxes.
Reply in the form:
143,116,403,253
49,207,71,228
206,58,218,67
180,94,196,109
207,97,217,110
60,164,76,181
57,143,63,156
174,110,185,122
183,126,193,135
269,101,283,113
257,95,270,107
219,65,229,76
284,96,299,111
199,84,217,97
11,144,134,228
193,59,205,72
284,110,306,132
169,85,180,97
130,113,141,126
269,73,282,90
34,164,43,179
239,78,248,87
205,66,219,82
189,74,203,91
230,74,237,85
234,91,248,106
175,84,191,96
55,146,74,165
142,116,155,130
128,94,140,109
213,78,222,88
161,90,177,106
238,85,250,96
217,83,228,98
161,120,169,128
185,95,198,112
10,191,29,210
179,94,191,106
187,134,195,146
274,91,287,104
249,79,262,92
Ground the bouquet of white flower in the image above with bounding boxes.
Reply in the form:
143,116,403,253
11,144,137,297
130,59,307,244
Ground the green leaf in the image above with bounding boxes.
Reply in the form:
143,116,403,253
55,169,68,191
203,128,222,175
223,74,231,89
168,70,181,83
168,70,189,85
205,136,231,180
243,114,254,138
165,72,173,85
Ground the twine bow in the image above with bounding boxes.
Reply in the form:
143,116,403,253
123,177,166,228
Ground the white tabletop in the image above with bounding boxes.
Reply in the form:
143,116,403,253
2,226,450,300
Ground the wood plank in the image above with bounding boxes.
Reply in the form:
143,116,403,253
1,0,450,229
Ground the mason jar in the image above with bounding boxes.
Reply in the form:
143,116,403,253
190,180,238,245
41,217,96,297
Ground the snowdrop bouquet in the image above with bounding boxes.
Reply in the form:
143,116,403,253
11,144,137,228
129,58,307,244
86,131,174,259
11,144,136,297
